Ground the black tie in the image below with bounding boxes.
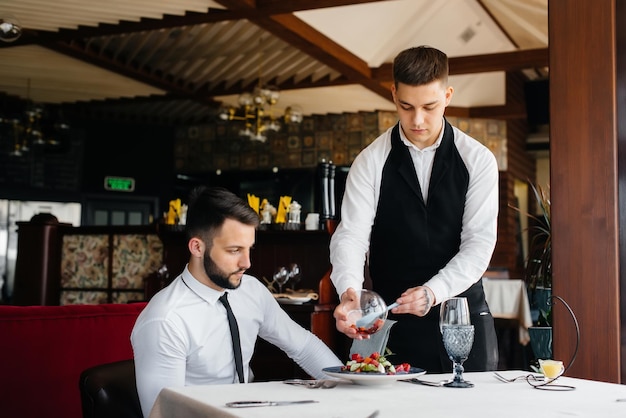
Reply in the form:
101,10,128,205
218,292,245,383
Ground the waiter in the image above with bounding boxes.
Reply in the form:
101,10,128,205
330,45,498,373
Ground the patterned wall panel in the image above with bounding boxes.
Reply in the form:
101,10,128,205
60,232,163,304
174,111,507,173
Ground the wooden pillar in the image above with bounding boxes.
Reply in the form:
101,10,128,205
549,0,622,382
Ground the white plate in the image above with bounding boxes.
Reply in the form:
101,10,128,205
322,366,426,386
273,292,318,305
275,296,312,304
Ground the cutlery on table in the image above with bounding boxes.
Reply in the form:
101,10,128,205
355,302,399,328
284,379,338,389
493,372,544,383
401,378,448,387
226,400,318,408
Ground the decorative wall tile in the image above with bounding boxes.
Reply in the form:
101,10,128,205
173,110,507,171
362,111,379,130
316,132,332,150
332,151,348,166
302,150,317,165
347,113,363,131
302,117,315,132
378,111,397,131
229,155,240,169
286,152,302,167
287,136,301,150
302,134,315,149
241,153,258,169
332,134,348,152
258,153,270,167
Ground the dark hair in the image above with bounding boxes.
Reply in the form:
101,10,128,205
392,45,449,87
185,186,260,244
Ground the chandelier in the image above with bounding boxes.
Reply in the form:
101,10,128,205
0,14,22,43
1,80,70,157
217,54,303,143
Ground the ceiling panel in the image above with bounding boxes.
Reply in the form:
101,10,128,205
0,0,548,122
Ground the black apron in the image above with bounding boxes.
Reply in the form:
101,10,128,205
368,122,498,373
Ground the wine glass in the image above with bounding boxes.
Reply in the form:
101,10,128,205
440,297,474,388
272,266,289,294
287,263,302,290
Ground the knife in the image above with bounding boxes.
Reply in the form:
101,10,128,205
401,378,446,387
226,400,318,408
355,302,399,328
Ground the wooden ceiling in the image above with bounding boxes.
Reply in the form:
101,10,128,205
0,0,548,124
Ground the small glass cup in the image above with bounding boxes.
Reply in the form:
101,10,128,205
538,359,565,379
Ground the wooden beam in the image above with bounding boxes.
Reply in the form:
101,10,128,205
446,103,526,120
255,0,393,14
374,48,549,81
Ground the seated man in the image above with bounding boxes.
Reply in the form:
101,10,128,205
132,186,342,417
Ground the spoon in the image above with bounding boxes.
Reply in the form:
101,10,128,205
355,302,399,328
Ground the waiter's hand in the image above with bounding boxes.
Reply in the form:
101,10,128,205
395,285,435,317
333,287,369,340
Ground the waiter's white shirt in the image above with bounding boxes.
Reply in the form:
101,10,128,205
330,121,499,304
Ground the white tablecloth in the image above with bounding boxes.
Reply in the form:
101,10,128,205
483,278,533,345
149,371,626,418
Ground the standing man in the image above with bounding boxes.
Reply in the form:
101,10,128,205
132,186,341,417
330,46,499,373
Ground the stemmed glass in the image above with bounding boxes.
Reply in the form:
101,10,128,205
439,297,475,388
287,263,301,290
272,267,289,294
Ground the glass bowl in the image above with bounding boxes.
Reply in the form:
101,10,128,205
346,289,389,335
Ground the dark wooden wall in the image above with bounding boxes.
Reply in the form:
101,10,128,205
490,72,537,277
618,0,626,386
550,0,622,383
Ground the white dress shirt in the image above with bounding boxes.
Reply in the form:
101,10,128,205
131,266,342,417
330,121,499,304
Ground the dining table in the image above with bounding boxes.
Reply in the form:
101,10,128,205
148,370,626,418
482,277,533,345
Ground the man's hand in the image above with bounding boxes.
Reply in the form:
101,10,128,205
333,288,369,340
394,286,435,317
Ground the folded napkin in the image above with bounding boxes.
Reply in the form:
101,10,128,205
350,319,396,356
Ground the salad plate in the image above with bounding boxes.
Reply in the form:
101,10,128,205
322,366,426,386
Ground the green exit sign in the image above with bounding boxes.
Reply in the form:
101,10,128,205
104,176,135,192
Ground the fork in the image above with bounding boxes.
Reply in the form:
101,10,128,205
493,372,544,383
284,379,339,389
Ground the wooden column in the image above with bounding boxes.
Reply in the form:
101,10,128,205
549,0,622,382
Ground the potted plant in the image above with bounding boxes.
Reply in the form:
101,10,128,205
525,181,552,307
512,181,553,359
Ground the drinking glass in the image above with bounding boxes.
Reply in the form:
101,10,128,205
272,267,289,294
287,263,301,290
345,289,388,335
440,297,474,388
